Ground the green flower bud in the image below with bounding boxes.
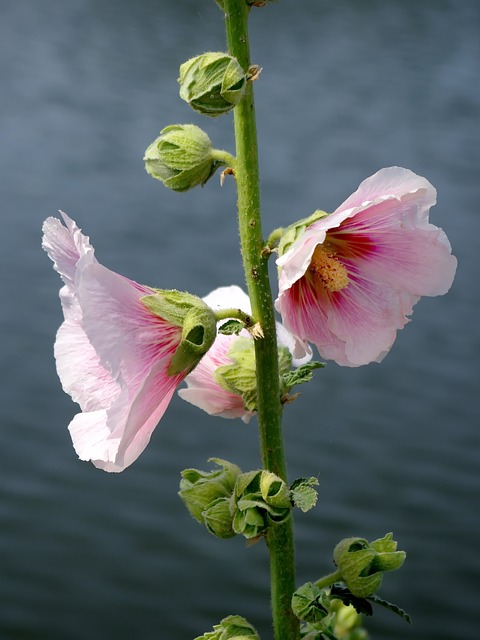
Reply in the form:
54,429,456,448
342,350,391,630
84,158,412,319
179,52,247,117
333,533,406,598
291,582,329,623
194,615,259,640
179,458,241,525
144,124,226,192
142,289,217,376
232,470,291,539
203,497,236,539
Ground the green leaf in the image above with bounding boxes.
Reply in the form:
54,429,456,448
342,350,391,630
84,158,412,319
218,319,244,335
367,593,411,624
329,584,411,624
282,361,325,393
290,477,319,512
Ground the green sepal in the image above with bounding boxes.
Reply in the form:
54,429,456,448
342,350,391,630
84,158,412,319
277,210,329,258
194,614,259,640
214,339,293,413
179,52,247,117
142,289,217,375
290,477,319,513
214,337,257,411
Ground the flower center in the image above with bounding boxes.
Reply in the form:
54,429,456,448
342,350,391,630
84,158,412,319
309,245,349,292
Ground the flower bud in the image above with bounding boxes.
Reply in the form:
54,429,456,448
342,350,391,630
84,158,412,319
144,124,222,192
179,52,247,117
194,615,259,640
202,497,236,539
232,470,291,539
179,458,240,526
333,533,406,598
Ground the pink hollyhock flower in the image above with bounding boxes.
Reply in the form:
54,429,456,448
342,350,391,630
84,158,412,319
178,285,311,422
275,167,457,367
42,212,215,472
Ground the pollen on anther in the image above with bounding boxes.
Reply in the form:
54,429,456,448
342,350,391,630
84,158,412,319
309,245,349,292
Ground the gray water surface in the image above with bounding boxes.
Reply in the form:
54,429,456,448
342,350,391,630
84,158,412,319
1,1,479,638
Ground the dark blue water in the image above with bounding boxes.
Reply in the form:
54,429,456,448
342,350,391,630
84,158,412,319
1,1,479,638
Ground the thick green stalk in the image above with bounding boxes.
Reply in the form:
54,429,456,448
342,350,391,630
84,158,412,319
223,2,300,639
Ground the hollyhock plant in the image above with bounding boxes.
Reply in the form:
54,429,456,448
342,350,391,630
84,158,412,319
178,285,312,421
275,167,457,367
42,212,216,472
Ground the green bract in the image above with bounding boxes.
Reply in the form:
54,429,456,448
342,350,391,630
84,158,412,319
179,52,247,117
333,533,406,598
141,289,217,375
144,124,223,192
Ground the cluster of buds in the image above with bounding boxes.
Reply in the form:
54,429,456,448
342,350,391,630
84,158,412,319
179,459,292,540
144,51,250,192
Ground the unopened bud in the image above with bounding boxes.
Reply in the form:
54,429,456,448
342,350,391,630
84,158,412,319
144,124,225,192
195,615,259,640
179,52,246,117
333,533,406,598
179,458,240,526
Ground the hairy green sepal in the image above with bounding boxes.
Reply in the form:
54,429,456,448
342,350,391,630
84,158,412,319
277,209,329,257
142,289,217,375
214,338,292,412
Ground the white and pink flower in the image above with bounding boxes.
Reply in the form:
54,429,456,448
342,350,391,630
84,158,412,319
275,167,457,367
42,213,196,472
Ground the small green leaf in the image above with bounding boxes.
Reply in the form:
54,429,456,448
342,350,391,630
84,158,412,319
290,477,319,512
282,361,325,393
367,593,411,624
218,319,244,335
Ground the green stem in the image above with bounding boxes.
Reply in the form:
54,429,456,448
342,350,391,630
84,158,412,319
223,2,300,639
211,148,237,168
314,570,343,590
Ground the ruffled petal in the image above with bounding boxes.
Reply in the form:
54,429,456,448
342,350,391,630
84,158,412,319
43,213,187,471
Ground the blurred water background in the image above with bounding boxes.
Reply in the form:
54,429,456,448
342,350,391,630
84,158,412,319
1,0,479,638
